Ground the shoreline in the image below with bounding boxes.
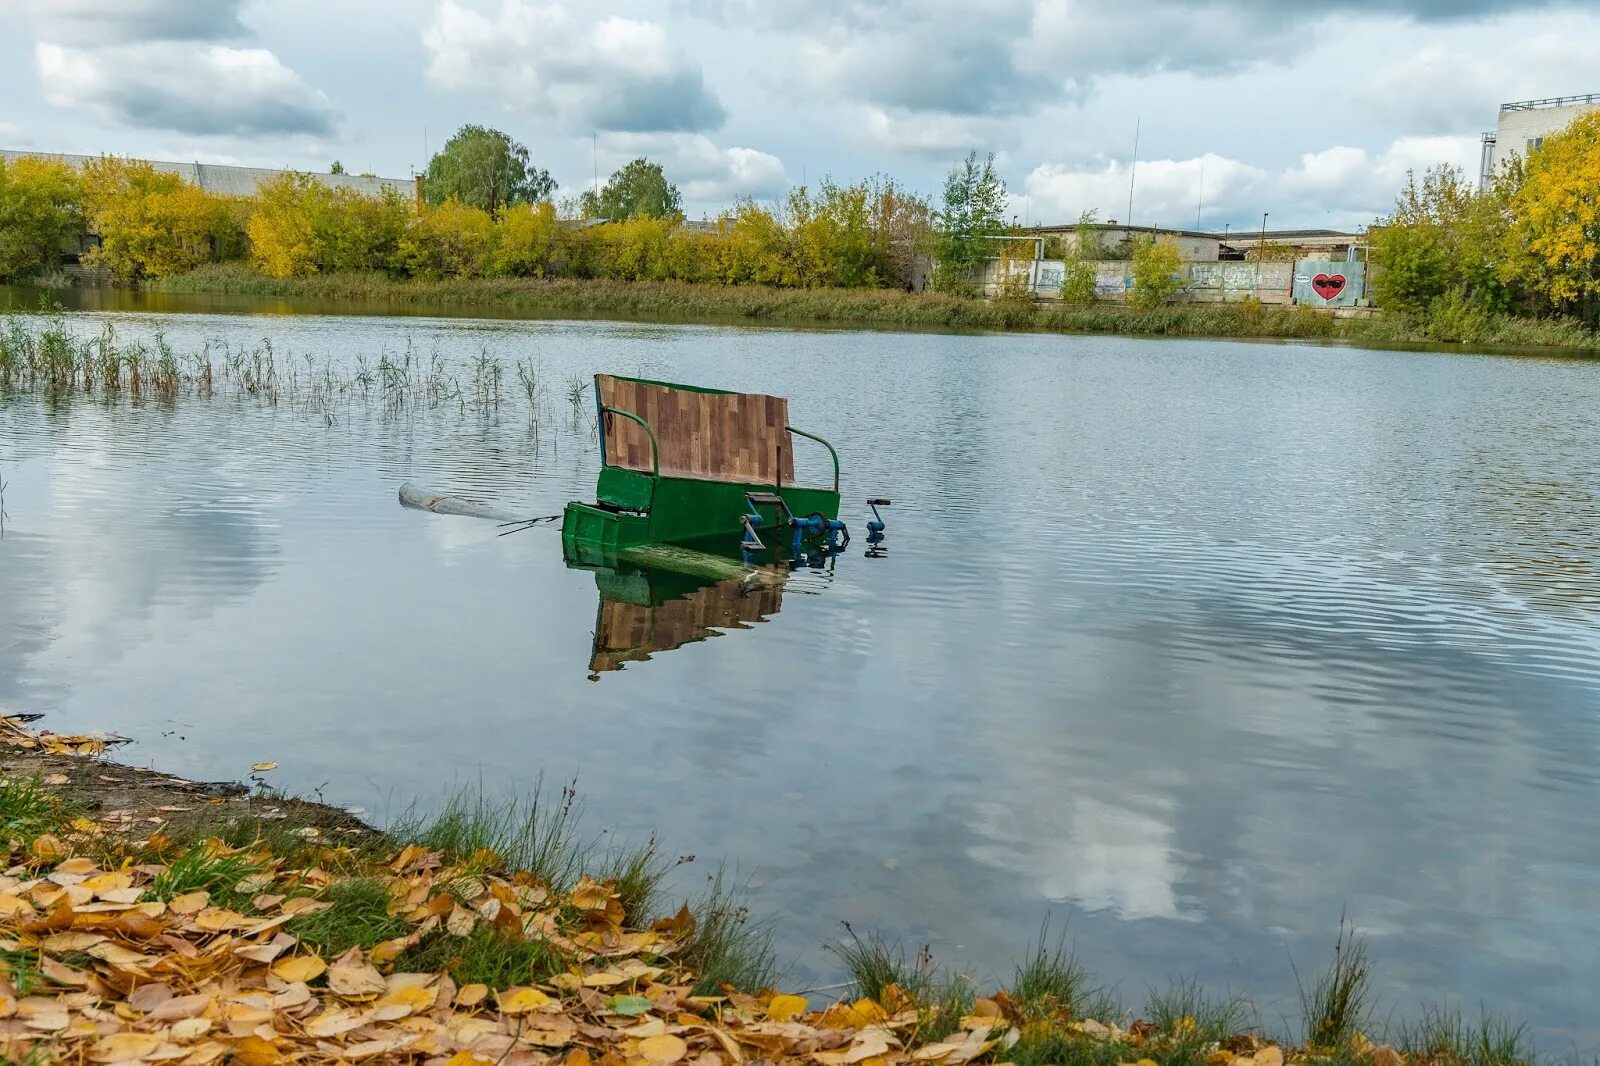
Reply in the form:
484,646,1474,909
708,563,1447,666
85,266,1597,354
0,714,1558,1063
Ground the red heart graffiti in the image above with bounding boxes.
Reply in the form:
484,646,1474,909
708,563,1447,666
1313,273,1346,300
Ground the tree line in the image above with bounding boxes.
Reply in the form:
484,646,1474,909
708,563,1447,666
3,118,1599,326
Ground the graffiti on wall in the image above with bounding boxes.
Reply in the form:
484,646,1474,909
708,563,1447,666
1291,260,1364,306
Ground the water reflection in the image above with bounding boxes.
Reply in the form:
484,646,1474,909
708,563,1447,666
4,308,1600,1044
578,562,786,679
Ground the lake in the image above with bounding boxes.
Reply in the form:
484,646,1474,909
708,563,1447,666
2,294,1598,1044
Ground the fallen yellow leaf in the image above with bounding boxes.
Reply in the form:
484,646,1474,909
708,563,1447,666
270,954,326,983
767,994,809,1022
88,1032,162,1062
498,986,551,1014
251,762,278,772
456,983,489,1007
639,1034,688,1064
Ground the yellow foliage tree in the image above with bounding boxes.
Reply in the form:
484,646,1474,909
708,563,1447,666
248,173,410,278
394,199,494,279
1510,111,1600,321
492,201,563,277
0,156,84,282
80,158,239,281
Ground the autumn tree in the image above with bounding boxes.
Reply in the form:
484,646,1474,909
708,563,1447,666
394,199,495,279
1508,111,1600,323
80,158,242,281
935,151,1008,291
580,158,682,220
423,125,553,215
247,173,409,278
0,156,84,282
1129,235,1184,308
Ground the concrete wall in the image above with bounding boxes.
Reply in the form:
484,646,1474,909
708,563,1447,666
1291,260,1366,307
985,258,1295,303
0,149,414,200
983,256,1365,306
1492,99,1600,173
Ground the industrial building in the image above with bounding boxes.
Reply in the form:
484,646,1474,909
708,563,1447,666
0,149,414,200
1479,93,1600,187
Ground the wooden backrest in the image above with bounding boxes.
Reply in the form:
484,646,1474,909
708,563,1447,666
597,374,795,485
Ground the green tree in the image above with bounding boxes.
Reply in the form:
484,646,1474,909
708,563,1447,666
579,158,682,220
0,156,84,282
1056,210,1100,306
423,125,553,215
1129,235,1184,308
935,150,1007,290
330,161,345,175
1369,164,1513,314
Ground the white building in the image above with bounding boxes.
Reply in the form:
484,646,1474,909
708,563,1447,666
1480,93,1600,187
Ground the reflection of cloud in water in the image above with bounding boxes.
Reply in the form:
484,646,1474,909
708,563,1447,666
0,405,277,719
967,794,1188,921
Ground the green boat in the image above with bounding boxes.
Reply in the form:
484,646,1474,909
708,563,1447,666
561,374,846,565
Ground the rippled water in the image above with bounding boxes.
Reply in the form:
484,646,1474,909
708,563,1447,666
3,301,1598,1043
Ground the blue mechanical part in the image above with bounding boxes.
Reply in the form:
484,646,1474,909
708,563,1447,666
865,497,890,557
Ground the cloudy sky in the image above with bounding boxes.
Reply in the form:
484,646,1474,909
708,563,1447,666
3,0,1598,229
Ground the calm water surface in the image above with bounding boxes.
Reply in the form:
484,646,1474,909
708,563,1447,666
2,301,1598,1043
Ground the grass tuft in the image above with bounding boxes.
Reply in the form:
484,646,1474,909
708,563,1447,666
1296,916,1373,1050
828,923,936,1003
1009,918,1090,1021
680,868,777,996
598,834,688,928
391,778,589,891
0,777,63,843
396,925,567,989
285,877,408,956
1399,1005,1533,1066
1144,976,1247,1066
148,844,264,907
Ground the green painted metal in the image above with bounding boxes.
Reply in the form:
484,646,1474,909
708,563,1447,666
564,376,843,555
784,425,840,492
599,405,659,476
596,466,654,512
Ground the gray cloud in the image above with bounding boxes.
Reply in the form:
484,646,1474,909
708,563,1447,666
696,0,1578,122
23,0,247,44
425,1,727,134
37,43,340,137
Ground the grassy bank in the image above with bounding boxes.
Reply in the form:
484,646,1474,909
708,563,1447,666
0,715,1554,1065
146,264,1600,351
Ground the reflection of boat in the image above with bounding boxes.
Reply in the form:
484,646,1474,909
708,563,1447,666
570,551,786,677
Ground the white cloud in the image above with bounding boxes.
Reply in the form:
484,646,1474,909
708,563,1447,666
424,0,726,133
22,0,247,43
36,42,339,137
597,133,786,207
859,107,1012,158
1025,137,1480,229
1357,33,1600,134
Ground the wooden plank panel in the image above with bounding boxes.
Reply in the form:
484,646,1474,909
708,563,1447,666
597,374,793,486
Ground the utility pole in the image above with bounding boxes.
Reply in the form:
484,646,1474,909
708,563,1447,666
1196,160,1204,230
1127,117,1140,231
1256,212,1269,293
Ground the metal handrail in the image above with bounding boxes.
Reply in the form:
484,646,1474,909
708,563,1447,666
600,405,659,478
785,426,840,492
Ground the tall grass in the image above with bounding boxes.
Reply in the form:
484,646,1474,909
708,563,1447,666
1009,918,1091,1021
150,263,1600,350
0,311,556,425
1398,1005,1534,1066
679,867,778,995
1296,916,1374,1049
